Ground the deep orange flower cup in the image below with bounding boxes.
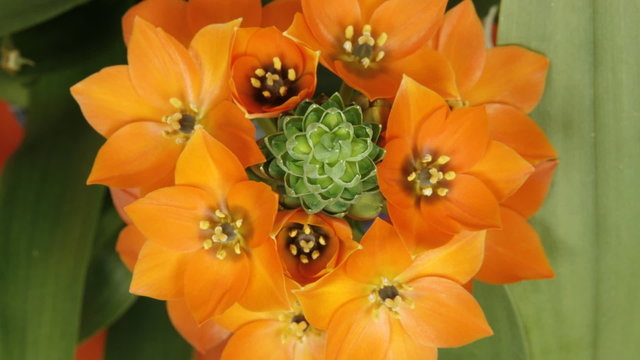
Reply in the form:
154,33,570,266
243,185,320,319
230,27,318,118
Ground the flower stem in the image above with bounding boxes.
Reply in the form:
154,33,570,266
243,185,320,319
339,82,355,104
254,117,278,136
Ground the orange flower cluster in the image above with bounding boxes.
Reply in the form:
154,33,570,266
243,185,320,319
72,0,557,358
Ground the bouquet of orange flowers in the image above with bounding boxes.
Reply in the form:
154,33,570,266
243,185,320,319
67,0,557,358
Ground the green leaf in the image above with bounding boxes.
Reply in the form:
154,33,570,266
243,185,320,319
105,298,193,360
79,204,136,341
499,0,640,358
0,0,90,36
440,283,528,360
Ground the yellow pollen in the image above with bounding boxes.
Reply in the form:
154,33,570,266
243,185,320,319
279,86,288,96
318,236,326,246
169,97,183,109
216,248,227,260
444,171,456,180
289,229,298,237
375,51,385,62
303,224,311,235
212,226,228,242
422,187,433,196
343,40,353,53
435,155,451,165
377,32,388,47
199,220,211,230
203,239,213,250
311,250,320,260
407,172,417,181
262,90,272,98
189,103,199,113
255,68,266,77
287,68,296,81
361,57,371,68
235,219,244,228
215,210,226,219
345,25,354,39
437,188,449,196
289,244,298,256
273,56,282,71
362,24,372,35
234,243,242,255
421,154,433,163
300,254,309,264
250,77,261,88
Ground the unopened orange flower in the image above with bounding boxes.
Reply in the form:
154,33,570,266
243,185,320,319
230,27,318,118
378,77,533,249
409,0,549,113
296,219,492,359
273,208,358,285
122,0,301,45
286,0,447,99
125,130,288,323
0,101,23,171
71,19,263,192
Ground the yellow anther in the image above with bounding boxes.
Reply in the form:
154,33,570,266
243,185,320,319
235,219,243,228
212,226,228,242
169,97,183,109
287,68,296,81
435,155,451,165
303,224,311,235
203,239,213,250
300,254,309,264
437,188,449,196
262,90,272,98
421,154,433,163
383,298,395,308
361,57,371,68
189,103,199,113
289,244,298,256
255,68,266,77
444,171,456,180
377,32,388,47
343,40,353,53
289,229,298,237
375,51,385,62
234,243,241,255
271,74,281,81
266,76,274,86
216,248,227,260
199,220,211,230
407,172,417,182
279,86,288,96
318,236,326,246
345,25,354,39
311,250,320,260
362,24,372,35
273,56,282,71
250,77,261,88
215,210,226,218
422,187,434,196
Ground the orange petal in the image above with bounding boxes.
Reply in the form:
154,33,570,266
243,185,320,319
399,277,492,347
214,303,274,332
238,239,289,312
226,181,278,248
386,75,449,142
189,20,241,114
109,187,140,224
284,13,323,52
391,46,459,99
436,174,501,230
343,218,412,283
128,17,200,109
122,0,191,46
185,250,250,323
187,0,262,32
466,140,534,202
333,60,401,100
167,299,230,353
369,0,447,59
386,201,454,252
301,0,361,52
126,185,216,252
377,138,418,209
295,268,367,329
387,319,437,360
204,100,265,167
503,160,558,219
476,207,554,284
0,101,23,171
70,65,163,138
464,46,550,113
75,330,106,360
397,230,485,285
115,224,146,271
87,121,181,188
262,0,302,31
175,129,247,202
130,241,189,299
325,297,390,360
486,103,557,163
221,320,293,360
419,106,489,171
436,0,485,93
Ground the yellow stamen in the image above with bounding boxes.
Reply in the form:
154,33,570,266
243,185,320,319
300,254,309,264
289,244,298,256
262,90,272,98
235,219,243,228
311,250,320,260
169,97,183,109
216,248,227,260
233,243,241,255
435,155,450,165
375,51,385,62
318,236,326,246
199,220,210,230
407,172,417,182
287,68,296,81
279,86,288,96
303,224,311,235
362,24,372,35
250,77,261,88
215,210,226,219
437,188,449,196
203,239,213,250
377,32,388,47
289,229,298,237
361,57,371,68
422,187,434,196
255,68,266,77
444,171,456,180
343,40,353,53
421,154,433,163
273,56,282,71
345,25,354,39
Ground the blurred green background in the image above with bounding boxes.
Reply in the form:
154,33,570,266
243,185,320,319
1,0,638,359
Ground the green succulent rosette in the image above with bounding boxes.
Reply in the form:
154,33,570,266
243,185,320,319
263,93,386,218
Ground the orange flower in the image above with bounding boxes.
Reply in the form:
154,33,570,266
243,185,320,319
0,101,23,171
273,208,358,285
409,0,549,113
75,330,106,360
215,302,326,360
377,77,533,249
286,0,447,99
295,219,492,359
71,19,263,192
125,130,287,323
167,299,231,356
122,0,301,45
230,27,318,118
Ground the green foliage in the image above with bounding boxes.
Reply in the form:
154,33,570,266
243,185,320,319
0,0,90,36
